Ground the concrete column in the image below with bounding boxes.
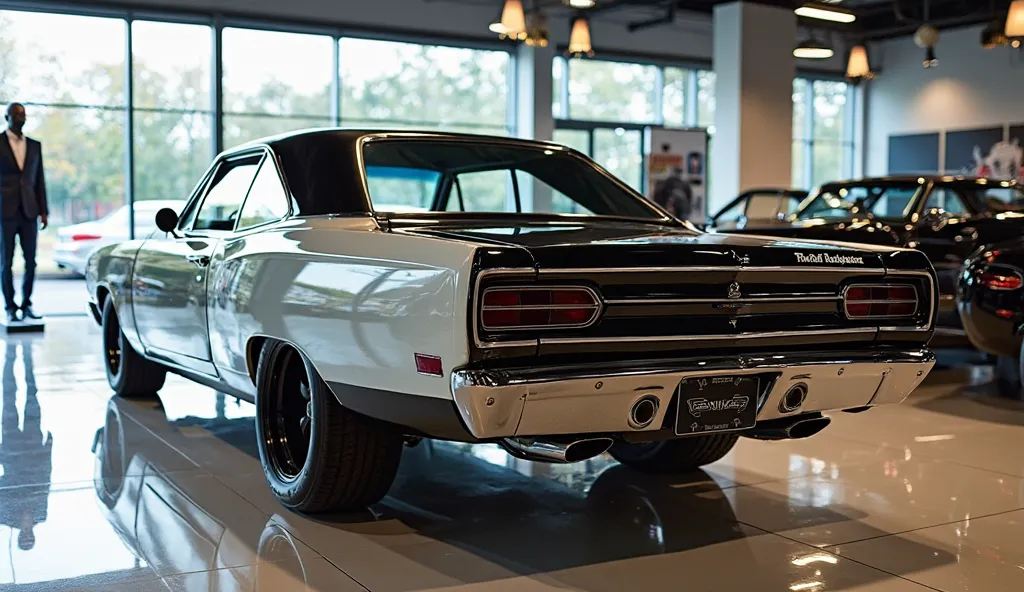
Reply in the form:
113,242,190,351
710,1,796,212
515,44,555,212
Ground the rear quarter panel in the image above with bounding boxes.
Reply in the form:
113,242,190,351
206,217,481,400
86,240,147,352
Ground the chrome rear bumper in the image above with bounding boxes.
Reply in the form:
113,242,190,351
450,349,935,439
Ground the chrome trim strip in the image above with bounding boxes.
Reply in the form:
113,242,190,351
538,265,888,275
604,295,841,305
540,327,877,346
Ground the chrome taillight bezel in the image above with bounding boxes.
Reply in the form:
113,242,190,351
479,285,603,331
842,283,919,319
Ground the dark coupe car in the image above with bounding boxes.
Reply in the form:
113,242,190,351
711,176,1024,342
707,188,808,230
958,241,1024,398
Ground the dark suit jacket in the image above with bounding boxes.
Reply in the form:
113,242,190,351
0,134,48,220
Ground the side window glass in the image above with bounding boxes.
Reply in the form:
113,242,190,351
745,195,781,220
237,159,289,230
714,199,745,224
192,158,261,231
925,188,968,216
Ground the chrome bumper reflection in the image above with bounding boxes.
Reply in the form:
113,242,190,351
450,349,935,440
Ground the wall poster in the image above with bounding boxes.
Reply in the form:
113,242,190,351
645,127,708,223
945,127,1015,179
887,132,940,174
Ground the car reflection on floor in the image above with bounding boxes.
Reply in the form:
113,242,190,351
83,386,958,592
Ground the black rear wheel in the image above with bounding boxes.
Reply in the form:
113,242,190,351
609,433,739,474
101,298,166,398
255,340,404,512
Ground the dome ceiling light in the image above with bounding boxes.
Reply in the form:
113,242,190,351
564,0,596,8
794,33,834,59
794,2,856,23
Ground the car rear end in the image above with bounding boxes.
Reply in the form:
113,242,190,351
54,224,108,276
451,239,937,447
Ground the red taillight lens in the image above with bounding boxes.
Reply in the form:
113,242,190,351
480,287,600,330
71,234,102,241
979,270,1023,291
844,284,919,319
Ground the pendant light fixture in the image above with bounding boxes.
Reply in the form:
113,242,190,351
567,16,594,58
1007,0,1024,46
524,10,549,47
845,44,874,82
489,0,528,40
564,0,596,7
793,33,834,59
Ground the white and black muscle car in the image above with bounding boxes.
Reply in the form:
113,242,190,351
86,129,939,512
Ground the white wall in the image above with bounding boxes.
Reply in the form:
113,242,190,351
864,25,1024,175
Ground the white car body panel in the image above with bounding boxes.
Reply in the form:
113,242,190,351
205,216,482,400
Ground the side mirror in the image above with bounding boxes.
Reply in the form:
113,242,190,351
155,208,179,233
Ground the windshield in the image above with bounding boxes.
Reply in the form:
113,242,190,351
361,139,669,221
795,183,923,221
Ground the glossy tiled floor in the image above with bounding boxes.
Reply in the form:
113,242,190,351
2,318,1024,591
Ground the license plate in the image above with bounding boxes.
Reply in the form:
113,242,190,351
675,375,759,435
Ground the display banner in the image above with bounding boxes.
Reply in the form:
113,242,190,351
645,127,708,223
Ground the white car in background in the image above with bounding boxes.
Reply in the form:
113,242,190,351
54,200,186,276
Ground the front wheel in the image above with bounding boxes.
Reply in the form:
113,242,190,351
609,433,739,474
101,298,166,398
254,340,404,513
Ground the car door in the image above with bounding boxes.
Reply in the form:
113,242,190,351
132,152,263,371
909,185,980,323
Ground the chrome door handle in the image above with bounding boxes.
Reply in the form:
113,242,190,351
186,255,211,267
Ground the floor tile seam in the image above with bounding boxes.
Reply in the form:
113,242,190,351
753,524,947,592
820,505,1024,548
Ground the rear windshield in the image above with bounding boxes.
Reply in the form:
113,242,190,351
360,139,668,221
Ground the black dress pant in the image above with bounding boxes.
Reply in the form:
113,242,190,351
0,212,38,312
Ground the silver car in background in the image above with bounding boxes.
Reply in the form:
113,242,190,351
54,200,186,275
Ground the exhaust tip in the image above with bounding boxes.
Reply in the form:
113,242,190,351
779,383,808,414
564,438,614,463
788,416,831,439
628,395,660,429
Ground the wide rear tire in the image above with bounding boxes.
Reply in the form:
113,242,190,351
995,349,1023,401
609,433,739,474
254,340,404,513
102,298,166,398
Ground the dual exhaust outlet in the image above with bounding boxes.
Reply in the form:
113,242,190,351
499,382,824,463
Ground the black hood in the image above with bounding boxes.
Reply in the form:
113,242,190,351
394,218,899,271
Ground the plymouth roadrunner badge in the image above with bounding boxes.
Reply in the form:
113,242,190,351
687,395,750,417
795,252,865,265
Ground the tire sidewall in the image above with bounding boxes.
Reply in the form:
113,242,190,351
101,298,128,394
255,341,329,509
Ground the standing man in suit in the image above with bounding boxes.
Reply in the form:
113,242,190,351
1,103,48,323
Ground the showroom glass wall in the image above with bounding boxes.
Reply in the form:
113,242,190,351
0,6,512,276
792,77,855,190
551,56,716,193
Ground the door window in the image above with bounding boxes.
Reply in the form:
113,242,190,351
237,160,290,230
713,199,745,225
192,157,261,231
924,188,969,216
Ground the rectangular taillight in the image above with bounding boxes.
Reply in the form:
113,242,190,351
480,286,601,330
843,284,918,318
